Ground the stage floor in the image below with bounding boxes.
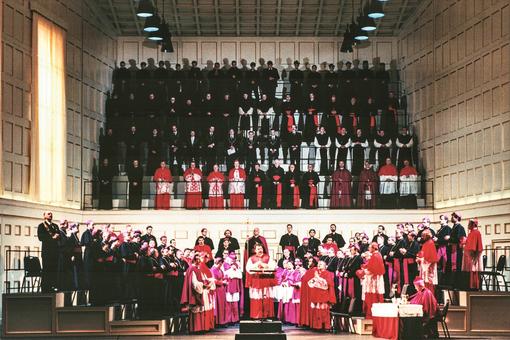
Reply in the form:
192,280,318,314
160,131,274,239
12,325,508,340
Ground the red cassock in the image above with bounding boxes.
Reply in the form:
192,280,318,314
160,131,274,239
462,228,483,289
307,268,336,330
153,167,173,209
194,244,213,261
330,168,352,208
362,252,385,319
410,287,438,320
322,243,339,253
228,167,247,209
245,254,277,319
418,239,439,293
184,168,203,209
207,171,225,209
357,168,378,208
180,264,215,333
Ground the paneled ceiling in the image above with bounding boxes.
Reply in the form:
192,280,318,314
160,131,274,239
94,0,421,37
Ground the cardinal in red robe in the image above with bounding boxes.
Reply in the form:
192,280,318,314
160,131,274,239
307,260,336,330
330,160,353,208
417,229,439,294
207,164,225,209
153,161,173,209
184,161,203,209
180,253,216,333
462,219,483,290
245,243,277,319
361,242,385,319
357,161,378,208
228,160,246,209
410,277,439,338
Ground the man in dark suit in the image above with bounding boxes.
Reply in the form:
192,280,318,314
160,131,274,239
37,211,60,292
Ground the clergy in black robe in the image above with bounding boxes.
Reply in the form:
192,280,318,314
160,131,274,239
289,61,304,105
333,127,351,171
314,126,331,175
322,224,346,248
127,159,143,209
307,229,321,255
195,228,215,251
296,238,313,262
351,129,369,176
147,129,163,175
373,130,392,168
260,61,279,100
288,127,302,167
67,224,84,292
98,158,115,210
303,93,320,145
247,163,267,209
244,62,260,101
344,247,363,314
371,225,389,246
202,126,218,174
37,212,61,293
267,129,281,164
398,232,420,293
167,125,183,169
181,98,198,136
200,93,216,136
283,163,301,209
449,212,467,289
243,131,258,170
80,222,95,290
279,224,300,257
436,214,452,286
125,125,141,169
300,164,320,209
343,96,359,136
217,229,241,252
395,127,414,169
267,160,285,208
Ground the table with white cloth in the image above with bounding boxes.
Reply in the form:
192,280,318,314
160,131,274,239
371,303,423,340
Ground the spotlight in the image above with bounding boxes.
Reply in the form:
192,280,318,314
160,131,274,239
340,24,354,53
368,0,385,19
161,38,174,53
137,0,155,18
143,13,161,32
354,27,369,41
148,29,163,41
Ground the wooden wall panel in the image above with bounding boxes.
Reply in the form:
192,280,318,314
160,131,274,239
240,42,256,64
201,42,217,64
298,42,315,64
317,42,334,64
182,41,199,63
220,41,237,64
260,41,276,63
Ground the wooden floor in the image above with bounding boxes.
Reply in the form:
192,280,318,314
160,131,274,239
14,325,506,340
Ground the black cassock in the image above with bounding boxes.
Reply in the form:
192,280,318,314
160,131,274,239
322,232,346,248
247,169,267,209
267,165,285,208
283,169,301,209
98,164,115,210
80,228,94,289
279,233,300,257
300,170,320,208
127,164,144,210
37,221,60,292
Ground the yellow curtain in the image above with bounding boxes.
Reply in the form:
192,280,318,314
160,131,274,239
30,14,67,203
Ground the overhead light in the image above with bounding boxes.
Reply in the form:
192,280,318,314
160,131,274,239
368,0,385,19
161,37,174,53
137,0,155,18
148,29,163,41
340,24,354,53
360,16,376,31
353,21,369,41
143,14,161,32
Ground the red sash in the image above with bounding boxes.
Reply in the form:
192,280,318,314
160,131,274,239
273,175,282,208
350,113,357,129
334,114,342,133
370,115,376,127
309,109,319,126
286,111,294,132
309,180,317,208
254,177,263,208
403,258,414,284
290,179,300,208
437,245,447,273
451,244,459,271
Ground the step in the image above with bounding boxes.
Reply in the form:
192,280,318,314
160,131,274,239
109,319,167,336
239,320,282,333
55,306,113,335
352,316,373,335
235,333,287,340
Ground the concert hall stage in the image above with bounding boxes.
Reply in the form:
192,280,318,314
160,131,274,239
3,291,510,338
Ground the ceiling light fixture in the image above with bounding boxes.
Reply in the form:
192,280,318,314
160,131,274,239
137,0,155,18
368,0,385,19
143,13,161,32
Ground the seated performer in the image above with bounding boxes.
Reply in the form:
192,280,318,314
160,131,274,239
410,277,439,339
245,243,277,319
180,253,216,333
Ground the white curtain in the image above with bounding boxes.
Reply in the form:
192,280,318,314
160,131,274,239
30,14,67,203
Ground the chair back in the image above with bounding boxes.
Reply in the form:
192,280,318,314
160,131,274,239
24,256,42,277
482,254,487,270
442,301,450,320
348,297,358,314
496,255,506,273
340,297,351,313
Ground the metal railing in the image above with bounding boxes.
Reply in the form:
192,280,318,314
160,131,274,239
4,249,42,293
83,177,433,210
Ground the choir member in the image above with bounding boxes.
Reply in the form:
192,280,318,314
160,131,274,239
343,96,359,135
361,242,385,319
167,125,183,169
238,93,254,135
322,224,346,248
98,158,114,210
343,245,363,314
277,260,300,324
330,160,353,208
245,227,269,260
395,127,414,169
416,229,439,294
307,229,321,255
80,221,95,290
223,252,243,323
283,163,301,209
147,128,163,175
449,212,466,289
245,243,277,319
314,126,331,175
399,159,419,208
202,126,218,173
261,61,279,100
289,60,304,103
296,238,313,261
228,160,247,209
38,211,60,293
288,125,302,166
267,129,281,164
195,228,215,251
207,164,225,209
462,218,483,290
267,159,285,208
334,127,352,172
244,130,258,170
183,130,201,165
350,128,369,176
141,226,157,245
211,258,229,326
278,249,294,268
373,129,392,170
306,260,336,330
218,229,240,252
183,161,203,209
357,160,378,208
125,125,141,169
410,278,439,339
245,62,260,101
436,214,452,284
300,164,320,209
279,224,300,257
153,161,173,210
247,163,266,209
194,236,213,264
181,253,216,333
323,94,342,139
127,159,143,210
303,93,320,146
378,157,398,209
